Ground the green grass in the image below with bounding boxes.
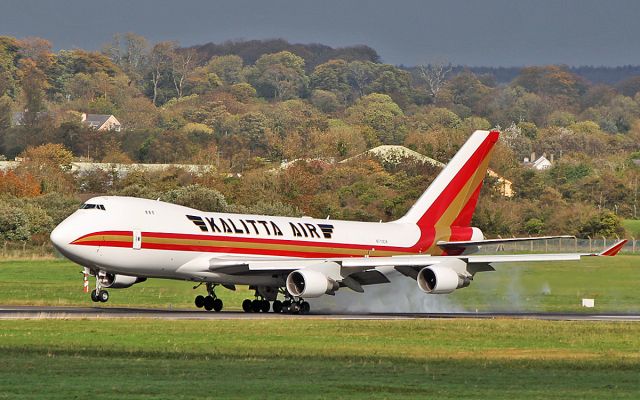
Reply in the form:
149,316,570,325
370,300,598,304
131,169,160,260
623,219,640,237
0,259,253,310
0,319,639,399
1,256,639,312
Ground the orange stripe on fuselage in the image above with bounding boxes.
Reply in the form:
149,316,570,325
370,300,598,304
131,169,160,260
70,230,457,258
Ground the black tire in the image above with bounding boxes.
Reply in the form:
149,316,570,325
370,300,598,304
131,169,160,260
282,300,291,313
272,300,283,313
251,299,261,313
203,295,214,311
213,298,223,312
98,290,109,303
260,300,270,313
90,289,99,302
242,299,252,313
300,301,310,314
194,295,205,308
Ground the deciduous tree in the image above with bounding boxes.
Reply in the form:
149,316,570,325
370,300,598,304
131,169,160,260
246,51,308,100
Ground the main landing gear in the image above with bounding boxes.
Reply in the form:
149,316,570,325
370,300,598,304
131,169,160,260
194,283,223,312
242,288,310,314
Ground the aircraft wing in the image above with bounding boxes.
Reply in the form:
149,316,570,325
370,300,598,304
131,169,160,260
437,235,575,250
176,240,627,284
180,255,442,275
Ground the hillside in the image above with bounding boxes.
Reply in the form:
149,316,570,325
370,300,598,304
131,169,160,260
0,35,638,244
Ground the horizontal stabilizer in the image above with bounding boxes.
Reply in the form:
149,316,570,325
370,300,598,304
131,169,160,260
593,239,628,257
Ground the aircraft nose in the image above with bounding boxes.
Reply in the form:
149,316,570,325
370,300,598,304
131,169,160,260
50,221,73,253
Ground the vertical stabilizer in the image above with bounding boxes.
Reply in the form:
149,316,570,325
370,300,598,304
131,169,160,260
397,130,499,230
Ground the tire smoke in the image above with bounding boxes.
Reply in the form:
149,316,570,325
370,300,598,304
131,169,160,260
308,270,465,313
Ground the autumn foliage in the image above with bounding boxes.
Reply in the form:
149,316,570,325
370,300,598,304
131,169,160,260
0,170,41,197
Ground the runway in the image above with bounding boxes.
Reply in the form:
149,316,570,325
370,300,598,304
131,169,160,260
1,305,640,321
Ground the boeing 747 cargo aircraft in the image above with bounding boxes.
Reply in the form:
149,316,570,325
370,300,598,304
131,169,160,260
50,130,626,313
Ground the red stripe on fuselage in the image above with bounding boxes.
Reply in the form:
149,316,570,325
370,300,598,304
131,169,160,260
70,230,440,258
71,230,132,243
143,231,423,252
142,241,351,258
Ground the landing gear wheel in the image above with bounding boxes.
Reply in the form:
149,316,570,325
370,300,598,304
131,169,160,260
203,295,214,311
98,290,109,303
195,295,205,308
90,289,99,303
213,298,223,312
282,300,291,313
272,300,283,313
242,299,252,313
300,301,310,314
251,299,262,313
260,300,270,313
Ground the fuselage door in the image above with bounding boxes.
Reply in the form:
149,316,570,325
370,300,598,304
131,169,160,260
133,230,142,250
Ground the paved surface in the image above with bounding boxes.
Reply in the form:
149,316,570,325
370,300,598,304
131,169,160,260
1,305,640,321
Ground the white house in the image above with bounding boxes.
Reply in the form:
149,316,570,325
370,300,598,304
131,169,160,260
81,113,122,132
11,111,122,132
524,152,553,170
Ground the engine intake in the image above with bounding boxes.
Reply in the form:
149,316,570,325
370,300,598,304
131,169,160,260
417,266,468,294
286,270,339,298
99,273,146,289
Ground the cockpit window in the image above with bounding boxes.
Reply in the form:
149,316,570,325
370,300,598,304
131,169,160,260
80,203,106,210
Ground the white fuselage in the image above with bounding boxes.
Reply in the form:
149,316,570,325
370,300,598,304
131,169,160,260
52,196,479,285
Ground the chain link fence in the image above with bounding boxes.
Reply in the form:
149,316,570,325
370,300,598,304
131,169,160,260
477,237,638,254
1,242,56,259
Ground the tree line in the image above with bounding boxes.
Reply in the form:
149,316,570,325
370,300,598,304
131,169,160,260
0,34,639,245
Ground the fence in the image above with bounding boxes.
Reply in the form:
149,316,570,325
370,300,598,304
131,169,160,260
477,237,638,254
0,242,57,259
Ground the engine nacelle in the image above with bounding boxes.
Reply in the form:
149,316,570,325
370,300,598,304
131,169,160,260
286,270,339,298
417,266,467,294
99,273,146,289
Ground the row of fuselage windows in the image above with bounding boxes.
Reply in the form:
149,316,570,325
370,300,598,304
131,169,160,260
80,203,106,210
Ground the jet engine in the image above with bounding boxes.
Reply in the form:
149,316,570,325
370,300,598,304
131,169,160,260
416,266,469,294
286,270,339,298
99,273,147,289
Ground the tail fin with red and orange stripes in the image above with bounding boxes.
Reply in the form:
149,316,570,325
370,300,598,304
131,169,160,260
397,130,500,231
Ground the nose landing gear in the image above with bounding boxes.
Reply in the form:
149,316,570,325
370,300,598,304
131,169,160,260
90,289,109,303
88,270,109,303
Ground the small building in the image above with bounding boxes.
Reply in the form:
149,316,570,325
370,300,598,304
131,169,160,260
11,111,122,132
524,152,553,170
81,113,121,132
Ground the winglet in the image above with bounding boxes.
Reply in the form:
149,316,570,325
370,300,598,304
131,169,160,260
598,240,628,256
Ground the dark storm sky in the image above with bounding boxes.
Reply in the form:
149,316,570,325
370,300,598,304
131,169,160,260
2,0,639,66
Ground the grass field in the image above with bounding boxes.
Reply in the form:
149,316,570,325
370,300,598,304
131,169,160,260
623,219,640,237
1,255,639,312
0,318,639,399
2,258,640,399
